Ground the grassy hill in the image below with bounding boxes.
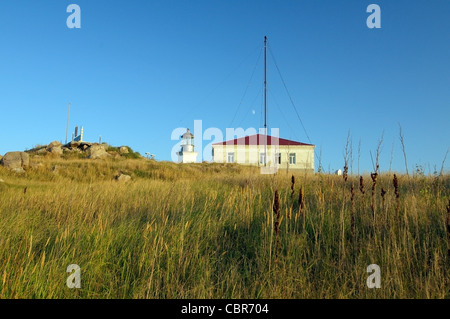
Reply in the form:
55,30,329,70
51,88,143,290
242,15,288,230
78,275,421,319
0,154,449,298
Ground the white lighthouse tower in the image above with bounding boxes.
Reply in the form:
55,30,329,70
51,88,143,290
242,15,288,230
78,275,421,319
177,128,198,163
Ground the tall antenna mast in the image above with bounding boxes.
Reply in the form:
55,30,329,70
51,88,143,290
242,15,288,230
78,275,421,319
65,102,71,144
264,36,267,166
264,36,267,135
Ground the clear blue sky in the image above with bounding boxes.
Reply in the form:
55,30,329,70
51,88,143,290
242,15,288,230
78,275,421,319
0,0,449,174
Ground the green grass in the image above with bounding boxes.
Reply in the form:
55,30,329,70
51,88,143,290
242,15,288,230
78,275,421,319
0,156,448,298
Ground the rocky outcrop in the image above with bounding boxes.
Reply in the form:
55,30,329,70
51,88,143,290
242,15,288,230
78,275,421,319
47,141,63,155
25,141,140,161
47,141,62,149
88,144,110,159
36,148,48,155
1,152,29,170
49,146,63,155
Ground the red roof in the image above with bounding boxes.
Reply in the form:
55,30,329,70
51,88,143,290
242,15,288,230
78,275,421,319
212,134,314,146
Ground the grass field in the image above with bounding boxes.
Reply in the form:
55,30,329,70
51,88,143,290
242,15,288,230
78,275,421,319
0,155,449,298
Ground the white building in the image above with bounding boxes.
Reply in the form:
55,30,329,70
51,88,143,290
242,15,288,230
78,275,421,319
212,134,315,173
176,129,198,163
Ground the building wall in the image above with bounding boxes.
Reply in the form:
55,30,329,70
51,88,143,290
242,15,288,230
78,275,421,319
212,145,315,172
178,152,198,163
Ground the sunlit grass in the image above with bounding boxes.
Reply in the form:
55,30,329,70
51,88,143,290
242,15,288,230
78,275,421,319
0,156,448,298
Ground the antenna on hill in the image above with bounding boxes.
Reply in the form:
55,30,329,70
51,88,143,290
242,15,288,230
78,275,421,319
264,36,267,166
65,102,71,144
264,36,267,135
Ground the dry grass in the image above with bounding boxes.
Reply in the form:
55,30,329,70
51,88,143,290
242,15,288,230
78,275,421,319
0,155,448,298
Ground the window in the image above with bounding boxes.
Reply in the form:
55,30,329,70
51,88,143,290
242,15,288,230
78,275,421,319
275,153,281,164
259,153,266,165
227,152,235,163
289,153,296,165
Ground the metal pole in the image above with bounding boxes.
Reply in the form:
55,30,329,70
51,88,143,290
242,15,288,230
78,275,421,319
264,36,267,166
264,36,267,134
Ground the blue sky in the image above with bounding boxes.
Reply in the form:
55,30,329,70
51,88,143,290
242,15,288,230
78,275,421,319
0,0,449,174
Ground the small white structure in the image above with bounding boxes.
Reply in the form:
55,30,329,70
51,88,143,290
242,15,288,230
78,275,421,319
335,169,342,176
177,129,198,163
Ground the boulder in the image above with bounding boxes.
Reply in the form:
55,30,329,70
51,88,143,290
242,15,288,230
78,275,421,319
115,173,131,182
88,144,110,159
1,152,29,170
46,141,63,155
48,146,63,155
119,146,129,154
47,141,62,148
